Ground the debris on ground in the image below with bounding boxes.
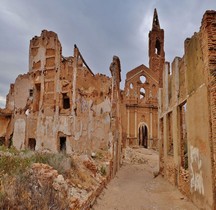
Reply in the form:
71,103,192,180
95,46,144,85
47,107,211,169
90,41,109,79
0,146,111,209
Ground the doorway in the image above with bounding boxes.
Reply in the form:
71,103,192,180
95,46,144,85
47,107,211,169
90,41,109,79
139,125,148,148
59,137,66,152
28,138,36,150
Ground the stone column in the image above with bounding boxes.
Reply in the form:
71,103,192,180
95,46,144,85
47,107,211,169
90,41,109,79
127,108,130,138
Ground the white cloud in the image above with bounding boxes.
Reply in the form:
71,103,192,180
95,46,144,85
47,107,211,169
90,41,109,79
0,95,6,108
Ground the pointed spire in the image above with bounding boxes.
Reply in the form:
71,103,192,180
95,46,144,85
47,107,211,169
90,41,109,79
152,8,160,29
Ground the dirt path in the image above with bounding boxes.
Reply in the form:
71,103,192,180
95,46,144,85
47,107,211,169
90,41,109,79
92,148,198,210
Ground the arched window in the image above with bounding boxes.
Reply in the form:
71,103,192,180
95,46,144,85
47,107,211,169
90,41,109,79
155,39,161,55
140,88,145,99
140,75,146,84
130,83,134,89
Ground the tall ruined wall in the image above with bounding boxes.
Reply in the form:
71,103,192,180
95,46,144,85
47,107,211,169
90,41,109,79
199,11,216,209
159,10,216,210
68,46,113,154
110,56,122,175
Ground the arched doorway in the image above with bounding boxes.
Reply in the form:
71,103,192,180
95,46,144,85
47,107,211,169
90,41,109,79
138,124,148,148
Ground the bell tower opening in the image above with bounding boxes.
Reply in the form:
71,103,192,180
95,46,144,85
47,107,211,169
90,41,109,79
155,39,161,55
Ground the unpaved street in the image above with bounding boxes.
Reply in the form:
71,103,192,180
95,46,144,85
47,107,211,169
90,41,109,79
92,148,198,210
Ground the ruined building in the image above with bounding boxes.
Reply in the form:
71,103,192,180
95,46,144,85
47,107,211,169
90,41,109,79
0,30,122,176
158,10,216,210
0,9,163,160
0,8,216,209
122,9,164,149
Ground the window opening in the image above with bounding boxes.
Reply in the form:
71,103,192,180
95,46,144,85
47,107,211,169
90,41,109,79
29,89,33,97
140,75,146,83
60,137,66,152
129,83,133,89
140,88,145,99
63,93,70,109
155,39,161,55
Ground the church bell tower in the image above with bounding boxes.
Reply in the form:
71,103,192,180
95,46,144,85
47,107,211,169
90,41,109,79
149,9,165,87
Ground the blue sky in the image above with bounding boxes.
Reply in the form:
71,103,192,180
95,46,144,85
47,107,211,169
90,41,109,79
0,0,216,107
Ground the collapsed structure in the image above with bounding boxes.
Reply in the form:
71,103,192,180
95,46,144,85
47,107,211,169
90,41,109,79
0,9,216,209
0,30,122,176
0,9,163,168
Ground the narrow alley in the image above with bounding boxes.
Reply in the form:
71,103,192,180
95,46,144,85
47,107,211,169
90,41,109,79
92,148,198,210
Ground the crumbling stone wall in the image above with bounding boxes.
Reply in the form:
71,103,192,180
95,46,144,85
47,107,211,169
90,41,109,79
0,30,122,176
200,11,216,209
159,11,216,210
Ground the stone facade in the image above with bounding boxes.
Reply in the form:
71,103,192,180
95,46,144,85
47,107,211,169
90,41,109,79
0,30,122,176
121,9,164,149
158,10,216,210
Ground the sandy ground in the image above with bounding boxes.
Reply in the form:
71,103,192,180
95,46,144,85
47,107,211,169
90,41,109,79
92,148,198,210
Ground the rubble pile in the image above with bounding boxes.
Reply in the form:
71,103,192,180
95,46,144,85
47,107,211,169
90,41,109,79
0,148,111,209
123,147,159,177
124,147,150,164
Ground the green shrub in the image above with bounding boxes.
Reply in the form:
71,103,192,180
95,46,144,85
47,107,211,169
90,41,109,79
0,155,31,175
100,165,106,176
0,150,72,176
0,150,73,209
33,153,72,174
0,145,18,155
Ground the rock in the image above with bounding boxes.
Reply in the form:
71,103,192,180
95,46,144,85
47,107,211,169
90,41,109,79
53,174,68,191
31,163,58,185
91,152,96,158
83,160,98,176
153,171,159,178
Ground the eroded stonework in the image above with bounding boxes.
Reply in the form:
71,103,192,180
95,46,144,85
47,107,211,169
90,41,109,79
0,30,122,176
159,10,216,210
0,9,216,209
